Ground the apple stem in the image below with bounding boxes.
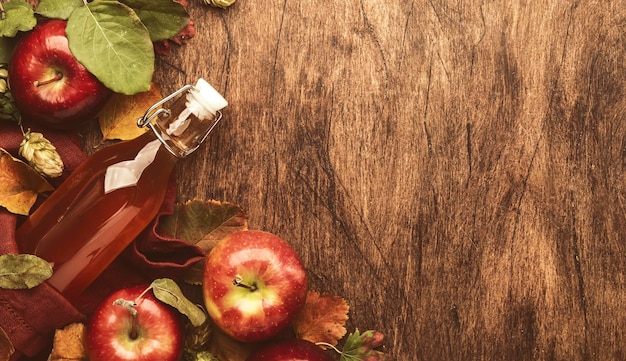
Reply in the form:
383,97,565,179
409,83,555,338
113,298,140,340
34,72,63,87
233,275,258,292
134,285,153,304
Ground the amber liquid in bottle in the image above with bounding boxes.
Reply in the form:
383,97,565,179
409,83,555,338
15,79,227,303
16,132,174,302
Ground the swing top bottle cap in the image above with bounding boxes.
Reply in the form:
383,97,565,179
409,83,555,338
153,78,227,157
192,78,228,116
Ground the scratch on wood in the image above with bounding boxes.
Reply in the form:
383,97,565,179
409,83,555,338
398,0,416,73
423,59,433,157
546,1,579,108
261,0,289,225
423,122,433,158
470,2,487,75
466,123,472,185
505,133,543,347
570,189,590,358
428,0,444,29
359,0,390,97
437,51,451,82
219,12,233,93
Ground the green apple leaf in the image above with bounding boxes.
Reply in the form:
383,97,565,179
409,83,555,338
0,0,36,37
150,278,207,327
66,0,154,95
0,254,53,289
120,0,190,42
36,0,84,20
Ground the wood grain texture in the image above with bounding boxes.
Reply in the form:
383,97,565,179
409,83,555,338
145,0,625,359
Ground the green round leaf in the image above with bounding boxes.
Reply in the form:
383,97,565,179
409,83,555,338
0,254,53,289
121,0,190,42
0,0,36,37
66,0,154,95
150,278,207,327
36,0,84,20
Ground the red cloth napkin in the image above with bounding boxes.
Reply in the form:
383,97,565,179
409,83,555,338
0,121,205,360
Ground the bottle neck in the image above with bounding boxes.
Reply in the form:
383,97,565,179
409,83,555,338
104,133,176,194
146,83,224,158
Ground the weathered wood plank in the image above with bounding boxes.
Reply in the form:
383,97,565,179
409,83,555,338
148,0,626,359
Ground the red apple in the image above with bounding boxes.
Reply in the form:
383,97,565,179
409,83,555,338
203,230,308,342
86,284,184,361
246,338,333,361
8,19,111,130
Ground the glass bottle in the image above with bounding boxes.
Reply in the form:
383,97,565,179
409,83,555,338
15,78,227,303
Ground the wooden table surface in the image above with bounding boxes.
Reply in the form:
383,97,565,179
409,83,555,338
135,1,624,359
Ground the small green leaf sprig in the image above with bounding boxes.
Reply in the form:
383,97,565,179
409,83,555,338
318,329,387,361
340,330,386,361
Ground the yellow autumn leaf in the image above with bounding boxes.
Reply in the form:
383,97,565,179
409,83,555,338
0,148,54,215
98,82,163,141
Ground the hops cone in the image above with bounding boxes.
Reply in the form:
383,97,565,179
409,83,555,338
203,0,236,8
0,64,8,94
0,63,20,123
19,131,64,178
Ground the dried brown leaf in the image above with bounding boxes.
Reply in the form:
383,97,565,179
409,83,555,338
293,291,349,347
98,82,162,141
158,199,247,285
48,323,87,361
158,199,248,253
0,148,54,215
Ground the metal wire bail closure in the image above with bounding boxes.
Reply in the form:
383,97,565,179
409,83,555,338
136,84,223,157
